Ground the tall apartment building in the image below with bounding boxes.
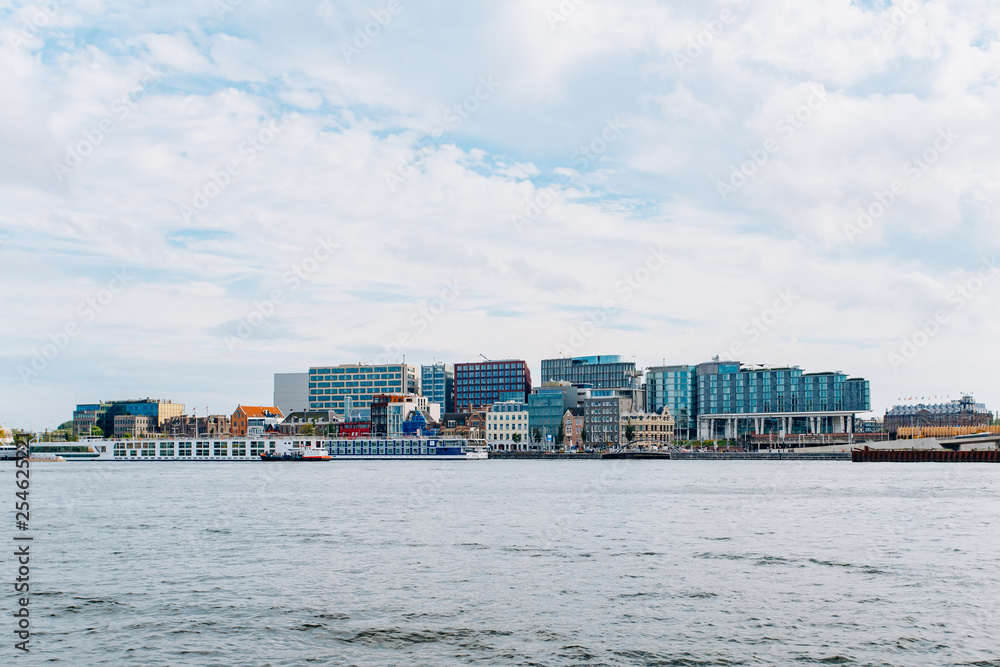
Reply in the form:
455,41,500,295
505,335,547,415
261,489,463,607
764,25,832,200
695,360,870,440
454,360,531,412
420,363,454,413
308,363,419,415
646,365,697,440
583,396,632,448
540,355,635,388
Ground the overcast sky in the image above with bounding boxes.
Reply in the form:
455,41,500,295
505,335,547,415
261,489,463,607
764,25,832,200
2,0,998,429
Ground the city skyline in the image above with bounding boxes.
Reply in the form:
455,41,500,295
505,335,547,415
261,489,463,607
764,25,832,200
13,350,994,432
3,1,999,429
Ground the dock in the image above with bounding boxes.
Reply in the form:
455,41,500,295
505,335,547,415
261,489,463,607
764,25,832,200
852,448,1000,463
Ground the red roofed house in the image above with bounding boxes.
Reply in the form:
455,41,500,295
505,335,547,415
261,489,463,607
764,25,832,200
232,405,285,437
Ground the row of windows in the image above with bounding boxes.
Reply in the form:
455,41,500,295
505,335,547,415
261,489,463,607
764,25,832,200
312,380,401,389
113,444,255,457
311,366,404,375
311,374,402,384
458,362,524,371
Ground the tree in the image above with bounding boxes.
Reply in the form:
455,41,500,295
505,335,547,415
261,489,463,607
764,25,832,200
625,421,636,443
557,422,565,445
90,426,103,437
301,423,315,435
532,428,542,444
581,427,588,444
511,433,522,444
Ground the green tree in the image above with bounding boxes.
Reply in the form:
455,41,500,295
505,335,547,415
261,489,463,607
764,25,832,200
511,433,522,444
301,423,315,435
625,421,636,443
90,426,103,437
531,428,542,444
581,427,588,444
557,422,565,445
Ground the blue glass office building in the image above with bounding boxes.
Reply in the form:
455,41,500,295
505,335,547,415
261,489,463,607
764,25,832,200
694,361,870,439
540,355,635,388
645,365,697,440
420,363,454,413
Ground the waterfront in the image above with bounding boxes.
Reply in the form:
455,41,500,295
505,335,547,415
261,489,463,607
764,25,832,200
6,461,999,665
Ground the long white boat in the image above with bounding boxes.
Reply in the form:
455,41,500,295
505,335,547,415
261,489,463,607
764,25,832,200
39,437,488,461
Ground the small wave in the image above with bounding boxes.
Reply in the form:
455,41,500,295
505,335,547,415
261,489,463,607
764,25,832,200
794,656,855,664
614,649,744,665
342,627,512,647
292,623,324,631
808,558,852,568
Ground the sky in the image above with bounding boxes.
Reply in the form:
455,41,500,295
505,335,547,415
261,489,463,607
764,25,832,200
2,0,999,429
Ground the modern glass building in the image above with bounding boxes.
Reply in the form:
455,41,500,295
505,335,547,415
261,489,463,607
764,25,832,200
645,365,697,440
308,363,419,415
73,399,185,435
694,360,871,439
527,383,586,448
420,363,454,413
540,355,635,388
454,360,531,412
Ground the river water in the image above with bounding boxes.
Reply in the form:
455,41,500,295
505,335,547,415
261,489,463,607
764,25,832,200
4,460,999,665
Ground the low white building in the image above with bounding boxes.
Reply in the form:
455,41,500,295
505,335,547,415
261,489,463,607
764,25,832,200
486,400,530,451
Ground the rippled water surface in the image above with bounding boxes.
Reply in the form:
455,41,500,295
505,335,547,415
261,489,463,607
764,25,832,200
4,460,999,665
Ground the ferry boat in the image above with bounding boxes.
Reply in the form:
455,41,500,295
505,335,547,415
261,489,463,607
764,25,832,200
54,436,488,461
